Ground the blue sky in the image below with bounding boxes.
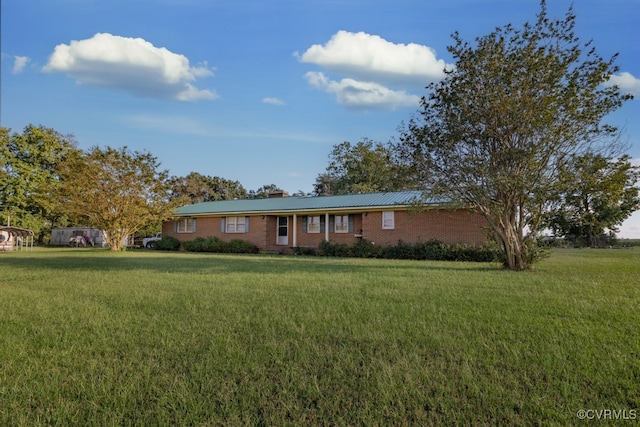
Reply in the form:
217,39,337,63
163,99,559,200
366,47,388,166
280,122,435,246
2,0,640,237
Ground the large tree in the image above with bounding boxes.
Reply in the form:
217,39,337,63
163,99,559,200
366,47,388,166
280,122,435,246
315,139,407,196
168,172,247,204
396,1,632,270
56,146,176,251
545,154,639,247
248,184,284,198
0,125,79,239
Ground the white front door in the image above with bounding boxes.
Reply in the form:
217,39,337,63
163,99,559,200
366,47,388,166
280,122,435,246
277,216,288,245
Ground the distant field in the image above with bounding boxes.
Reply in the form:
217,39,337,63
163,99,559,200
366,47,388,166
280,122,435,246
1,248,638,425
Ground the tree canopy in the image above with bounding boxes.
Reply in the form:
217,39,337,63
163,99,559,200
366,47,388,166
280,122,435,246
396,1,633,270
544,154,639,246
168,172,247,205
314,139,408,196
55,146,177,251
0,125,79,238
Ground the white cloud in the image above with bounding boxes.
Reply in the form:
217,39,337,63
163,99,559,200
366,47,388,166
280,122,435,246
43,33,216,101
604,72,640,97
297,31,446,109
305,71,420,111
297,30,450,86
12,56,29,74
263,97,285,106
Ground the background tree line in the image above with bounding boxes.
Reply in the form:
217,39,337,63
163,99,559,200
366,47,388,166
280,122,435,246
0,125,288,249
2,1,638,266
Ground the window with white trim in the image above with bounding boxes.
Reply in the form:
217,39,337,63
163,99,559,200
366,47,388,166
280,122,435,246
176,218,196,233
335,215,349,233
307,216,321,233
225,216,246,233
382,211,395,229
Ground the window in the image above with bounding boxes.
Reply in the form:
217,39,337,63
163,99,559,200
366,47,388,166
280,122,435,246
307,216,321,233
382,211,395,229
176,218,196,233
335,215,349,233
225,216,247,233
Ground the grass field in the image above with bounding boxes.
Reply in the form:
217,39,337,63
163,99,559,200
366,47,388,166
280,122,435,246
1,248,638,425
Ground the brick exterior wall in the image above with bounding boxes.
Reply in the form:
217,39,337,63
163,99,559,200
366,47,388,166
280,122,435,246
292,214,364,249
361,209,489,246
163,208,490,252
163,215,269,248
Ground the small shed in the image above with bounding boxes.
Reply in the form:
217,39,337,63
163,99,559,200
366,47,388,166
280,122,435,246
0,226,35,251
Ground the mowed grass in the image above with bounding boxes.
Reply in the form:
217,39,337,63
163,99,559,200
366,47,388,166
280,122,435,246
0,248,638,425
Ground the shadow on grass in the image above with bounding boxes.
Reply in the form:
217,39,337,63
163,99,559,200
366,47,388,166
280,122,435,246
5,248,502,275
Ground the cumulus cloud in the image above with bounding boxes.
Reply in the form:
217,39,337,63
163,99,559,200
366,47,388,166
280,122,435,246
297,31,447,109
263,97,285,106
604,72,640,97
305,71,420,111
43,33,216,101
297,30,450,86
12,56,29,74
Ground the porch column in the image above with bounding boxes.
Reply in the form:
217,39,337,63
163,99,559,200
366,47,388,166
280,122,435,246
293,214,297,247
325,212,329,242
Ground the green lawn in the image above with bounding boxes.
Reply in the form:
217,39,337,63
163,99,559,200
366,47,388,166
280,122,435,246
1,248,638,425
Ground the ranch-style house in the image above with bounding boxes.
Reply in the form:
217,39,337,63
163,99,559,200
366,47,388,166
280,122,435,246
163,191,490,253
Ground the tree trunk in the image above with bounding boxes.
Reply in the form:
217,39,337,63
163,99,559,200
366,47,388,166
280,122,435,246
500,226,527,270
483,207,529,271
106,230,128,251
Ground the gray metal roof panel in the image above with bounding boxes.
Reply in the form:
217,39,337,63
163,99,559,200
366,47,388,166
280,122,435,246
174,191,446,216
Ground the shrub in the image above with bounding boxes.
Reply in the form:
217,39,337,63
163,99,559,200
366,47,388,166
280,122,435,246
203,237,227,253
382,240,416,259
181,237,208,252
319,240,350,257
182,237,258,254
349,239,383,258
151,236,180,251
416,239,449,260
293,246,316,256
226,239,259,254
319,238,499,262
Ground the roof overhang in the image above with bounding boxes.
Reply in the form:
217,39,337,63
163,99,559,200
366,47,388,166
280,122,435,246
172,203,448,218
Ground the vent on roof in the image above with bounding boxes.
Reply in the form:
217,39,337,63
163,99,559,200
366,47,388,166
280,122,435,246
267,191,288,198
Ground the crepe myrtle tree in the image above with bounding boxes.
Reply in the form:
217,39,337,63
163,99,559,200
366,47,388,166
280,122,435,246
56,146,177,251
396,1,632,270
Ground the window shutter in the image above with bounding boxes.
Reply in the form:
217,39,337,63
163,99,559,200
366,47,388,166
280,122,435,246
174,220,177,232
221,217,226,233
320,215,325,233
245,216,250,233
329,215,335,233
302,216,307,233
348,214,354,233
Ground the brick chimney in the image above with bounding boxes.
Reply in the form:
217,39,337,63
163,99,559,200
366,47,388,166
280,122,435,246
267,191,288,198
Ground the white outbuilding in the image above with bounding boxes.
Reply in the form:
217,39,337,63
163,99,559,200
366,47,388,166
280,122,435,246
50,227,109,247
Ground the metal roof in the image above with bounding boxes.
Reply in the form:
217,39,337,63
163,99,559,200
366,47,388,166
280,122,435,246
174,191,447,216
0,226,35,237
